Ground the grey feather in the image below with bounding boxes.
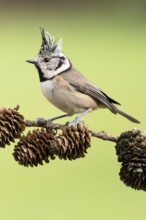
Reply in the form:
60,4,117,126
61,68,119,113
115,107,140,123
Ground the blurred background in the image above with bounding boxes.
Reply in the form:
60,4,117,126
0,0,146,219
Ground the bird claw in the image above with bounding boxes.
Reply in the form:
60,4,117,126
35,117,46,125
68,109,91,126
68,117,85,127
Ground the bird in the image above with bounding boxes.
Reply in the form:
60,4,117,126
26,28,140,125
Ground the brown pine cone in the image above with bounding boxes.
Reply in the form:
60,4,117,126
0,107,25,147
13,129,55,167
54,123,91,160
115,129,146,191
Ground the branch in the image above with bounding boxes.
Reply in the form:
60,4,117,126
1,106,145,191
24,118,118,142
12,105,119,142
25,119,65,130
90,130,118,142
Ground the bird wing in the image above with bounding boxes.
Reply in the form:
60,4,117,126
61,68,120,114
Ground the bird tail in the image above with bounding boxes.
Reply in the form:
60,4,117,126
115,107,140,124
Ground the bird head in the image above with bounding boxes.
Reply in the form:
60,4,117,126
26,28,71,80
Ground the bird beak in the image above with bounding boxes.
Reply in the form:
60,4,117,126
26,57,38,64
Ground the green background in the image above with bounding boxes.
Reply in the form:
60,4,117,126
0,1,146,219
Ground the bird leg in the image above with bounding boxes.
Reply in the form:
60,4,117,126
35,113,69,124
68,108,92,126
36,108,92,126
48,114,69,122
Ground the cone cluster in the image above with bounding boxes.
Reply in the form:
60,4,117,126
2,106,146,191
116,129,146,191
13,123,91,167
54,123,91,160
13,129,55,167
0,108,25,147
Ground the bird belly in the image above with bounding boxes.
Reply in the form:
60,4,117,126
40,80,98,115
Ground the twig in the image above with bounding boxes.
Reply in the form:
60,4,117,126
24,119,118,142
90,130,118,142
25,119,65,130
14,105,20,111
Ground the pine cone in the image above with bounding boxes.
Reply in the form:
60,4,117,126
54,123,91,160
115,129,146,191
13,129,55,167
0,107,25,148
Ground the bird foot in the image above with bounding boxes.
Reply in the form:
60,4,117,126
68,117,85,127
68,109,92,126
35,117,55,124
35,117,47,125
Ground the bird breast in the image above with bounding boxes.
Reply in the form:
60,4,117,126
40,76,98,115
40,80,55,102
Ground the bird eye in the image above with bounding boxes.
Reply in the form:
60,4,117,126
60,56,65,60
44,58,49,62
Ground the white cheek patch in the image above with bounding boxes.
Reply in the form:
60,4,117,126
47,58,60,71
43,58,71,79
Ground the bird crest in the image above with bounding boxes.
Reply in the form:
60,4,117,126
39,28,62,56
